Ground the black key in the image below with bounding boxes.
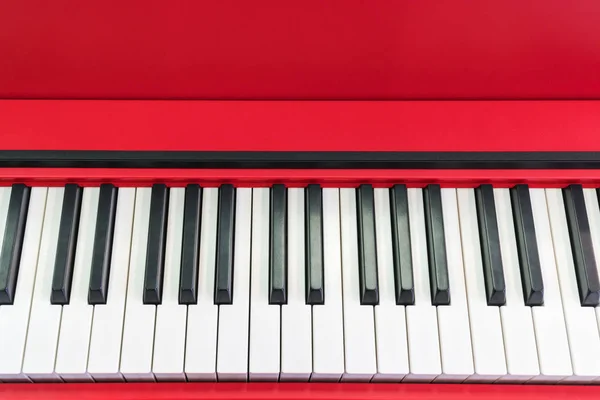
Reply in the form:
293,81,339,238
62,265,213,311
179,184,202,305
563,184,600,306
356,184,379,305
269,184,288,304
423,184,450,305
475,184,506,306
510,184,544,306
88,184,118,305
143,184,169,305
214,184,236,305
305,184,324,304
51,184,83,305
0,184,31,305
389,184,414,305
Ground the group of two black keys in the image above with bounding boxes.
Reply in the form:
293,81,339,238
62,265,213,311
0,182,598,308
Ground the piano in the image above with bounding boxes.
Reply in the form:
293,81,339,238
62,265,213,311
1,1,600,399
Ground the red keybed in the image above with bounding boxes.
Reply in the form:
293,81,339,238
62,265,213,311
0,383,599,400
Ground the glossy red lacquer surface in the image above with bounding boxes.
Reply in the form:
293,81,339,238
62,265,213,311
0,100,599,152
1,1,600,100
0,383,599,400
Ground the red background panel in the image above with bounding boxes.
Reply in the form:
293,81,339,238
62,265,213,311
0,100,598,152
1,0,600,100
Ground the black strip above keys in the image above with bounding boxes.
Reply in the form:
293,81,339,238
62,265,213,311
214,184,236,305
269,184,288,304
356,184,379,305
51,184,83,305
305,184,324,305
0,184,31,305
423,184,450,305
475,184,506,306
88,184,118,305
143,184,169,305
389,184,414,305
510,184,544,306
563,184,600,307
3,150,600,170
179,184,202,305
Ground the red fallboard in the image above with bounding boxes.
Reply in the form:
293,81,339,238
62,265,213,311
1,100,598,152
0,100,599,186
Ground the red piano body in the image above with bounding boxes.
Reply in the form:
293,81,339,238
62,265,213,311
1,1,600,399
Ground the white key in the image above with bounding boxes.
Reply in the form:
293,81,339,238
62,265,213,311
22,187,65,382
87,188,136,381
0,183,12,364
55,188,99,382
404,188,441,382
372,188,408,382
311,188,345,381
120,188,156,381
456,188,506,382
249,188,281,381
494,188,539,382
152,188,187,381
216,188,252,381
0,188,47,382
436,188,474,382
584,189,600,345
280,188,312,381
546,188,600,383
528,189,572,382
339,188,377,382
185,188,219,381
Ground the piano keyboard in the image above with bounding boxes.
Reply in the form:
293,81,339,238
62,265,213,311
1,183,600,384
